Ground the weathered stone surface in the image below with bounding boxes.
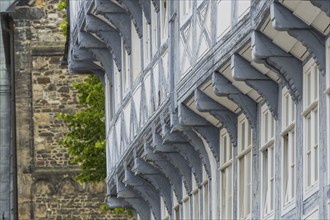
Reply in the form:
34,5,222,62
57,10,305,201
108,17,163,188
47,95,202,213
13,1,132,219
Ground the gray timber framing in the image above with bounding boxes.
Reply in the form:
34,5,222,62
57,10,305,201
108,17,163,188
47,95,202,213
68,0,330,219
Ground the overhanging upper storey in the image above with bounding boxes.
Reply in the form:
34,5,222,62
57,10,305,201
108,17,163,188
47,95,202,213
68,1,329,219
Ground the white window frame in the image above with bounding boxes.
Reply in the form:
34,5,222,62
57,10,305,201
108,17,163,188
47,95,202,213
302,58,319,198
237,114,252,219
180,0,192,25
192,189,199,219
105,74,112,122
160,0,168,44
303,208,319,220
142,12,151,67
182,180,190,220
172,190,180,220
236,0,251,21
131,21,142,81
113,60,121,112
151,5,158,56
328,199,330,219
161,196,169,220
260,105,275,218
219,128,233,220
174,204,180,220
325,37,330,184
202,167,209,220
281,87,296,213
121,39,130,96
182,196,190,220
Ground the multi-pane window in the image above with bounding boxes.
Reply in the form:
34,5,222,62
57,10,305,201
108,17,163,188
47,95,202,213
151,5,158,56
260,105,275,217
105,74,112,122
216,0,232,38
182,180,190,220
121,40,130,95
174,205,180,220
142,12,151,66
303,58,319,194
220,128,233,219
113,60,121,112
180,0,192,23
161,197,169,220
202,167,209,220
191,176,199,219
173,190,180,220
131,21,141,81
216,0,251,39
183,197,190,220
237,114,252,219
326,37,330,184
193,190,199,219
160,0,168,43
281,87,296,210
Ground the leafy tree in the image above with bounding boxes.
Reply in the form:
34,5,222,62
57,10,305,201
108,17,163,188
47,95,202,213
58,75,106,182
58,0,68,36
57,2,133,218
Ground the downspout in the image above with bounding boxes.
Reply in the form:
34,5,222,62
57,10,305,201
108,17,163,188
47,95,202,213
0,13,11,220
0,12,17,220
8,15,18,220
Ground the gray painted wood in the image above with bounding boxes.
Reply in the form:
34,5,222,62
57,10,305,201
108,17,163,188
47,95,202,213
68,1,330,219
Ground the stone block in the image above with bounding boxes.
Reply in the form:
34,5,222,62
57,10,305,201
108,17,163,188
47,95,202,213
34,113,50,125
37,77,51,84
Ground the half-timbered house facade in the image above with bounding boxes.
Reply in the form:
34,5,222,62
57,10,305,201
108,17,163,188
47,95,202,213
68,0,330,219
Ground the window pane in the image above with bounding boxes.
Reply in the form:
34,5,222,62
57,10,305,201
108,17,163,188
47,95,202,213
241,121,245,151
248,124,252,146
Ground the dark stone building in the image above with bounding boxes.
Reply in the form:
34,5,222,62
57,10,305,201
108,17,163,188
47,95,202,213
1,0,131,219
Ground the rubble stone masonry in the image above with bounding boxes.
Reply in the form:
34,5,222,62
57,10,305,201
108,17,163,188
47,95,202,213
12,0,129,219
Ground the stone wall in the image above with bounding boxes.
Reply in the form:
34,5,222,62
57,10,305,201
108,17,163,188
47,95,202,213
12,1,130,219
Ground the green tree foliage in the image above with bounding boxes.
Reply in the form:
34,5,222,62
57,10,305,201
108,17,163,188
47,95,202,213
58,75,106,182
58,0,68,36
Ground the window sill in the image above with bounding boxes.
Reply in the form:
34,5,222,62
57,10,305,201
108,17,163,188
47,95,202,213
260,139,274,151
281,200,296,216
281,122,295,136
219,159,233,170
303,182,319,201
180,13,192,27
237,146,252,159
301,100,318,117
263,211,274,220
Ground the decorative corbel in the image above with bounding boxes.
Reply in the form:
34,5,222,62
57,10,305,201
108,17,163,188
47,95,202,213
138,0,152,24
133,157,172,216
162,125,203,184
231,54,279,119
195,89,238,147
251,31,302,103
116,180,151,220
95,0,132,54
212,72,257,129
123,167,161,220
142,142,183,201
151,130,192,193
118,0,143,38
85,15,122,71
271,2,326,74
178,104,220,162
171,114,211,178
151,0,160,12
